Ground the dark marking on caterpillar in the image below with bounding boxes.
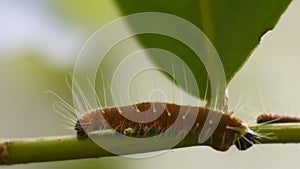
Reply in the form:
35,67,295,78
0,142,11,164
257,113,300,124
75,102,257,152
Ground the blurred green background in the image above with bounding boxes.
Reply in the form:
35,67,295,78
0,0,300,169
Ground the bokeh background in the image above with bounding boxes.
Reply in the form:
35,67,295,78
0,0,300,169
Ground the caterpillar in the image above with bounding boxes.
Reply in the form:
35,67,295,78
257,113,300,124
75,102,257,152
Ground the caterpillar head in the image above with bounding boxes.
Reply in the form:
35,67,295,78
75,120,88,139
234,129,258,150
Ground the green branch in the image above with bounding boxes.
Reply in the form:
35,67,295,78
250,123,300,143
1,123,300,165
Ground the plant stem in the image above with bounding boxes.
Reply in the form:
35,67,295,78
1,123,300,165
250,123,300,143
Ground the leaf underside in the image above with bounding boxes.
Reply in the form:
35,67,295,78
114,0,292,99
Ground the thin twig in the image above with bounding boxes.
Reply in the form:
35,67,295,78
1,123,300,165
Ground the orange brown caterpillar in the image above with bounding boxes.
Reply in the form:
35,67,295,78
257,113,300,124
75,102,257,151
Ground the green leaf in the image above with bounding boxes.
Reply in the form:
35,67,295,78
114,0,292,100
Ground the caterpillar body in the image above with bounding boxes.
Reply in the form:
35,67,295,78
257,113,300,124
75,102,257,151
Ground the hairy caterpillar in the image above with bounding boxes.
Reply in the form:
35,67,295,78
257,113,300,124
75,102,257,152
